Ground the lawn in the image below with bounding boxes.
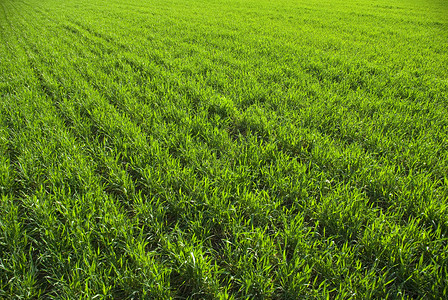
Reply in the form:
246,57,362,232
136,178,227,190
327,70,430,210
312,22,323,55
0,0,447,298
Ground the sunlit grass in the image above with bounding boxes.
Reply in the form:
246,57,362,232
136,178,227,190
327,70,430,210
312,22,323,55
1,0,447,298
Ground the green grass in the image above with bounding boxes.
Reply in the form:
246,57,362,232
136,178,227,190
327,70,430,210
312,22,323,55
1,0,447,298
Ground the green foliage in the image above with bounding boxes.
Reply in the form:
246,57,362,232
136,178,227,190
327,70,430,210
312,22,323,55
0,0,447,298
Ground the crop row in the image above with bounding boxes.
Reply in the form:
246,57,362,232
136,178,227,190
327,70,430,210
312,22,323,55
1,0,447,298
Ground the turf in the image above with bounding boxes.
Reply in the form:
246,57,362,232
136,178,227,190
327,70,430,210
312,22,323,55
0,0,447,298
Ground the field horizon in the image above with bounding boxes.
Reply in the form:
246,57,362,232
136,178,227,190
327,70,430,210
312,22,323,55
1,0,447,298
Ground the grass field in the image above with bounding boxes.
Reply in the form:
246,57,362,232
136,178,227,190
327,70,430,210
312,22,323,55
1,0,448,298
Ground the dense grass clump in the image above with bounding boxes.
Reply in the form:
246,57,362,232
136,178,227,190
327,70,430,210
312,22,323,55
1,0,447,298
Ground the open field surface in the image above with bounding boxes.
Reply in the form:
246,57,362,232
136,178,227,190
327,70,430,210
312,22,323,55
1,0,448,298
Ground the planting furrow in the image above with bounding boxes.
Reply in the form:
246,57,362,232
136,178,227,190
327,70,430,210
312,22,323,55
2,0,447,297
